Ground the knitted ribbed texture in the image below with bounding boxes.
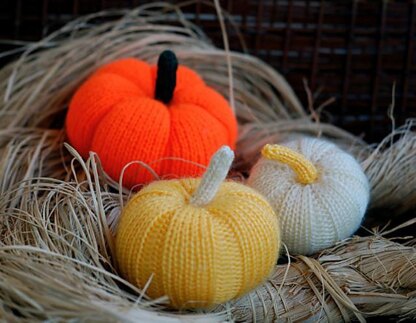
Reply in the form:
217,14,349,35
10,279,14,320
248,138,369,255
66,57,238,188
261,144,318,184
116,147,280,309
190,146,234,206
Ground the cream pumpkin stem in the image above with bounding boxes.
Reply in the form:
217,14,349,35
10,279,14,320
155,50,178,104
261,144,318,184
190,146,234,206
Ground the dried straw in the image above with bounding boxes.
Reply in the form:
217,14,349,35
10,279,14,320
0,2,415,321
217,236,416,322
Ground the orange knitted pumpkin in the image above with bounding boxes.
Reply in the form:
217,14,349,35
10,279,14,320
66,50,237,188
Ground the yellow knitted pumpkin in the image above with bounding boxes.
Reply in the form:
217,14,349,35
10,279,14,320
115,146,280,309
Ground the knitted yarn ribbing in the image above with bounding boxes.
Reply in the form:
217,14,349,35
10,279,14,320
261,144,318,184
116,147,280,309
190,146,234,206
248,138,369,255
66,57,238,188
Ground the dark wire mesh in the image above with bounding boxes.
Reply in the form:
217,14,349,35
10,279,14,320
0,0,415,142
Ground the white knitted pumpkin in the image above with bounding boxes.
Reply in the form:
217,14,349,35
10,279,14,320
248,137,370,255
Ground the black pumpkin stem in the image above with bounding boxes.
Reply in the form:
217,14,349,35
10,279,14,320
155,50,178,104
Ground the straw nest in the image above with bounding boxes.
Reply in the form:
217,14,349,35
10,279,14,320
0,2,415,322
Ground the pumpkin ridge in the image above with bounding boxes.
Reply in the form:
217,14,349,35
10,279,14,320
66,73,144,157
220,190,275,211
97,71,149,98
172,85,237,148
160,205,186,306
310,186,341,251
322,176,364,230
136,209,174,296
208,196,279,297
159,108,173,177
82,94,143,154
208,207,248,299
94,58,154,97
90,97,170,186
185,102,231,149
165,103,227,178
119,206,174,295
173,65,205,91
198,208,216,307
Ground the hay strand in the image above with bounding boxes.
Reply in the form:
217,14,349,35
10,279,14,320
218,236,416,322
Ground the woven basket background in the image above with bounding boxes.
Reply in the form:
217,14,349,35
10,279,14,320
0,0,415,141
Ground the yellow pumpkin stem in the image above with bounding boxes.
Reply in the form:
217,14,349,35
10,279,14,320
261,144,318,184
190,146,234,206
